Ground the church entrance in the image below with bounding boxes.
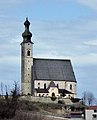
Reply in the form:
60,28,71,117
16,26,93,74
52,92,55,97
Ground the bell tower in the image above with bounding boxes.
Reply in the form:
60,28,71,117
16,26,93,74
21,18,33,95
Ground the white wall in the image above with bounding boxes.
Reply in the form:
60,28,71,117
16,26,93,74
34,80,76,97
21,42,33,95
66,81,76,95
85,109,93,120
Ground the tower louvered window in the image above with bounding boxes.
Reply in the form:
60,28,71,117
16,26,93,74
27,50,30,56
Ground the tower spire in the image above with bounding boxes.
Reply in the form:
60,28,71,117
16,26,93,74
22,18,32,43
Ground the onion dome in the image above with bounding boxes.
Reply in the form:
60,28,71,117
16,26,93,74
22,18,33,43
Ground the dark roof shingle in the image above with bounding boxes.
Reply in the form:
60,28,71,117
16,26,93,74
33,58,76,82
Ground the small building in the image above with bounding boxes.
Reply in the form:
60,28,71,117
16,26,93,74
21,18,77,98
85,106,97,120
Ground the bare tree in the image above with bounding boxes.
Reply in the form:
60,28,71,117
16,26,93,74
1,82,3,96
82,91,87,105
82,91,95,106
0,82,20,119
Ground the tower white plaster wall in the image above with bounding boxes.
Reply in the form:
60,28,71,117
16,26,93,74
21,42,33,95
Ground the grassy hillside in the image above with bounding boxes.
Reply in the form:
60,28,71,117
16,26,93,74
0,97,64,120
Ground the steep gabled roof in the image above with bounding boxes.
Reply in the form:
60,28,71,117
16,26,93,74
47,81,57,90
33,58,76,82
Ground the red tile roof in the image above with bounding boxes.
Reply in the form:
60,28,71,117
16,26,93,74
87,106,97,110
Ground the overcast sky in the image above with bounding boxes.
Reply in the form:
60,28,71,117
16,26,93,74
0,0,97,98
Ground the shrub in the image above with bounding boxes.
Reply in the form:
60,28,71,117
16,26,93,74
15,111,43,120
0,83,19,119
50,96,57,101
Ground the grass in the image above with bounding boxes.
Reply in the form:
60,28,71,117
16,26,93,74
0,96,63,120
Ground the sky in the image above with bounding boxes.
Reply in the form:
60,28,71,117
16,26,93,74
0,0,97,98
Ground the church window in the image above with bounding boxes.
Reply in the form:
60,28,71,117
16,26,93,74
28,93,30,95
94,109,97,112
93,115,97,118
27,50,30,56
57,84,59,88
70,84,72,90
38,83,40,85
44,83,46,89
65,82,67,88
52,92,55,97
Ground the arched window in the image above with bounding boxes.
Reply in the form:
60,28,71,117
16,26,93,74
27,50,30,56
38,87,40,89
65,82,67,88
28,93,30,95
52,92,55,97
44,83,46,89
70,84,72,90
38,83,40,85
57,84,59,88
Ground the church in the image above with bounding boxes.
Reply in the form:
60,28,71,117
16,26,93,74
21,18,77,98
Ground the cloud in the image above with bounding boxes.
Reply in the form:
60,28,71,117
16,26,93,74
32,18,97,53
0,56,20,65
77,0,97,11
0,1,20,11
72,53,97,66
0,0,32,8
84,40,97,46
0,18,96,63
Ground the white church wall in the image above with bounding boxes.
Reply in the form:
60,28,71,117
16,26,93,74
34,80,66,89
34,80,50,89
66,81,76,97
54,81,66,89
21,42,33,95
34,80,76,92
34,80,76,97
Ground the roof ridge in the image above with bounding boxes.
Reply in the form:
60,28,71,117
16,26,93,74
33,58,70,61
